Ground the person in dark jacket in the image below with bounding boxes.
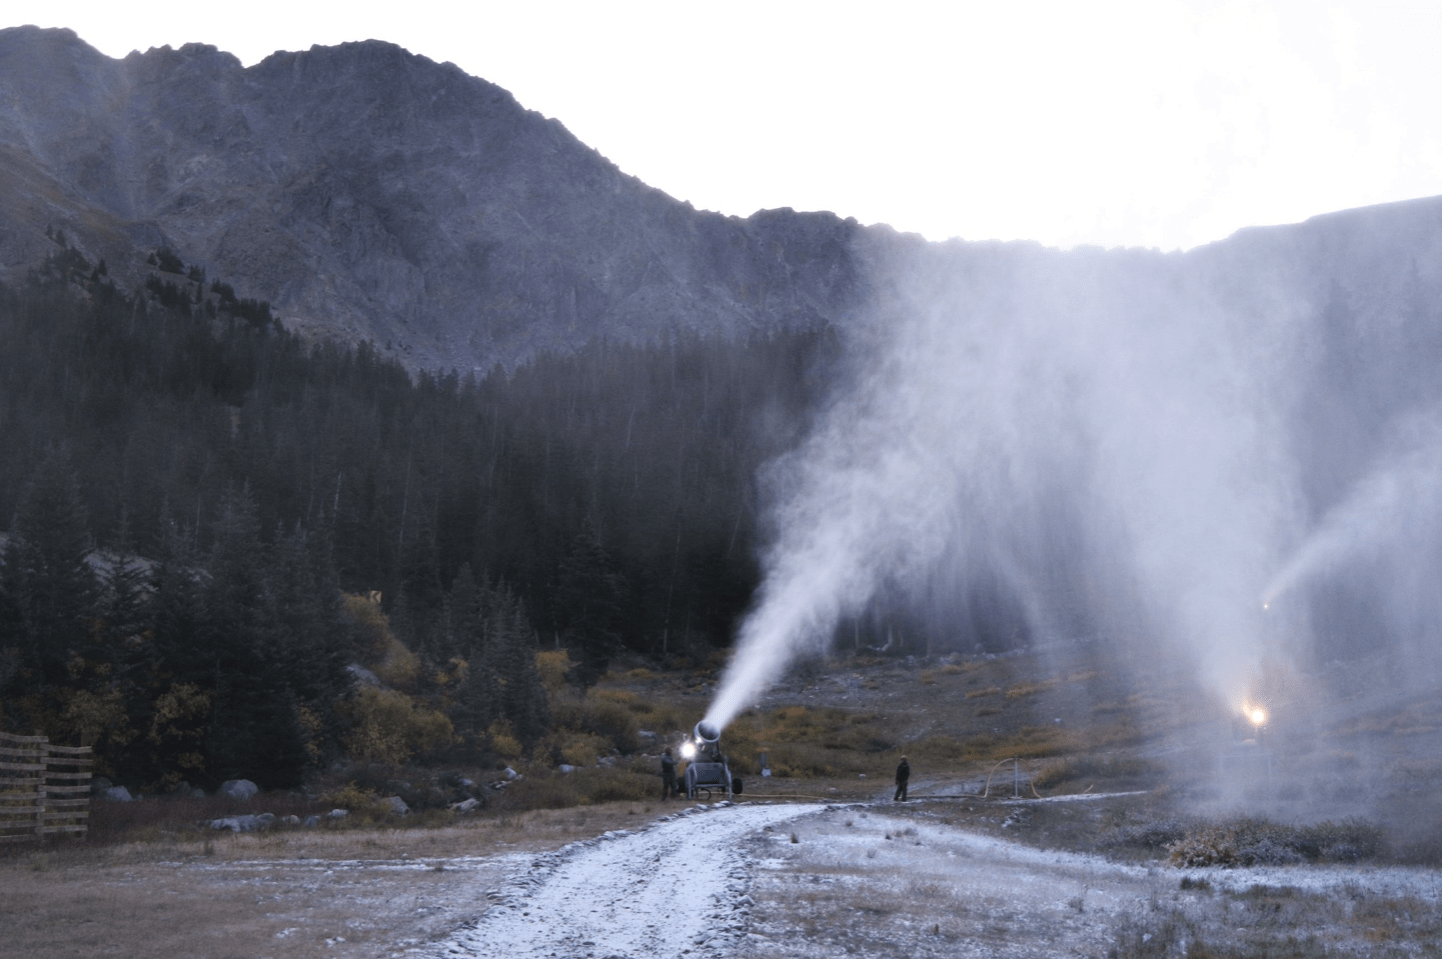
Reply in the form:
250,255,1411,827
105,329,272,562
894,755,910,801
660,748,678,800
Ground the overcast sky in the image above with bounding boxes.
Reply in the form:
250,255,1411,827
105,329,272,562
9,0,1442,250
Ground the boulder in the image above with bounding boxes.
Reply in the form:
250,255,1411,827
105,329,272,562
381,795,410,815
219,779,259,801
451,797,480,813
328,808,348,819
209,813,275,833
557,764,576,774
102,785,133,802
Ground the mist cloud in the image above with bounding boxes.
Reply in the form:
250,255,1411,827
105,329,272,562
707,234,1323,731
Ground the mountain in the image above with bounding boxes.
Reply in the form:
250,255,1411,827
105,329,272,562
0,26,861,370
6,25,1442,382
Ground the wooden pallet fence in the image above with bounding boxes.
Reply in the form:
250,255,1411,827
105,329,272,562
0,731,92,843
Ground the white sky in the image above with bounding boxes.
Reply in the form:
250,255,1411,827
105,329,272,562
8,0,1442,250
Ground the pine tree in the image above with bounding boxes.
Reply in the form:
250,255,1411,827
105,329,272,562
452,648,502,744
150,522,208,686
1,450,98,687
485,586,549,748
554,520,626,688
201,486,306,787
99,510,149,654
267,522,351,761
442,562,484,664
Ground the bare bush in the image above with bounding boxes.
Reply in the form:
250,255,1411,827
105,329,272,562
1166,816,1386,868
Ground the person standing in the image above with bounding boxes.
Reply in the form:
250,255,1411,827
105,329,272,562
660,747,678,800
893,755,910,801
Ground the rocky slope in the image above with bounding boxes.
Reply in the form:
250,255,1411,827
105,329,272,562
4,25,1442,381
0,26,861,370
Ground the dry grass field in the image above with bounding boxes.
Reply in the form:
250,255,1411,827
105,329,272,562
0,804,663,959
5,645,1441,957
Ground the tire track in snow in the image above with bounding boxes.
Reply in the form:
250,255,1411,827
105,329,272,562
420,802,819,959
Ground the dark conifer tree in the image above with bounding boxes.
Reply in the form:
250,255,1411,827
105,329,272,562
485,587,549,748
202,486,306,787
554,520,626,688
0,450,98,688
150,522,208,686
99,510,149,654
453,647,502,746
442,562,484,665
397,509,445,662
265,521,352,761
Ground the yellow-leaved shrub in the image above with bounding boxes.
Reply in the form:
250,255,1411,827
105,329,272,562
340,688,453,764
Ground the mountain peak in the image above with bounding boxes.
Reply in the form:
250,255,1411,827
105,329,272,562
0,28,861,370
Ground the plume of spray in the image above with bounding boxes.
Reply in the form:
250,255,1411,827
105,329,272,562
705,236,1311,734
1263,405,1442,616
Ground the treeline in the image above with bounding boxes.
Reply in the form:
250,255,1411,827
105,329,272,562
0,239,837,786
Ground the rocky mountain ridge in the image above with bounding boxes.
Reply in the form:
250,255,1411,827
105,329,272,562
0,26,862,370
5,25,1442,378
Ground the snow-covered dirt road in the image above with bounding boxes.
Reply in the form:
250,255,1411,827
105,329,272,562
417,802,820,959
409,799,1442,959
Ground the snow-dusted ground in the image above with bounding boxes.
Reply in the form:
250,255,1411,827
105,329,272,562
742,806,1442,958
408,800,1442,959
415,802,821,959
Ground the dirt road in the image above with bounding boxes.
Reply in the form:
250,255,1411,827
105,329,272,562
408,799,1442,959
416,802,819,959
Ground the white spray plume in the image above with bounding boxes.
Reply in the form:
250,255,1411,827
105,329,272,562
1263,406,1442,608
705,237,1311,733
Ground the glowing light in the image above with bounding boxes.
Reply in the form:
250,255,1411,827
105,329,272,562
680,741,697,760
1249,707,1267,727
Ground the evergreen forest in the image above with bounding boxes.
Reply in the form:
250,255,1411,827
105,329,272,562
0,238,839,789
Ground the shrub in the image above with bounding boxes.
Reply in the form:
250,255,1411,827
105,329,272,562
486,721,523,761
336,596,421,691
339,688,454,764
589,702,640,753
341,593,394,663
317,781,382,816
535,650,573,697
373,638,421,692
1166,816,1386,867
1102,819,1188,851
551,699,640,755
1293,818,1386,862
544,730,614,766
501,766,653,809
1033,756,1164,790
